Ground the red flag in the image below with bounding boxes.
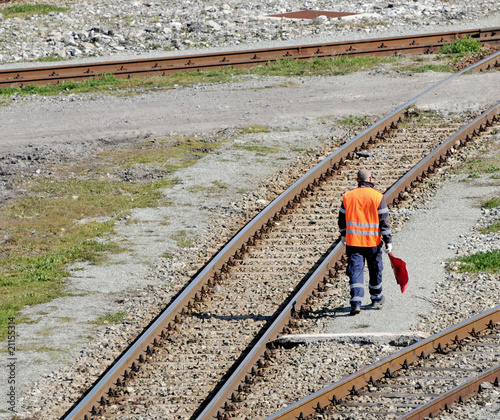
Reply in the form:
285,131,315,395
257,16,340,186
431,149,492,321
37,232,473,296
388,252,408,293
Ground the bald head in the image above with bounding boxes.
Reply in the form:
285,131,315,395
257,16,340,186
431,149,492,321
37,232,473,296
357,169,372,182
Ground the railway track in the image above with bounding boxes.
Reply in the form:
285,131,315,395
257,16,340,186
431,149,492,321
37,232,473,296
196,105,500,420
59,50,500,420
0,28,499,88
266,306,500,420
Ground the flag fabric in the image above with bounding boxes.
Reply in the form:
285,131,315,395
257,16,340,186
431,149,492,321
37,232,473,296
388,252,408,293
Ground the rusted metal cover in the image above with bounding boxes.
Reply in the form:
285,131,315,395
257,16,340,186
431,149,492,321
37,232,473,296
269,10,357,19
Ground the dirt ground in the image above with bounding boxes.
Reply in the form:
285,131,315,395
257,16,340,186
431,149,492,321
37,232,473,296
2,70,500,154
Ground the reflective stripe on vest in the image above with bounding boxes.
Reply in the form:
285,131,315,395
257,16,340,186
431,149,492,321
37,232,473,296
343,187,383,247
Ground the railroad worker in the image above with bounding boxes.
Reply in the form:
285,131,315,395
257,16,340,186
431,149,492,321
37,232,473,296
338,168,392,316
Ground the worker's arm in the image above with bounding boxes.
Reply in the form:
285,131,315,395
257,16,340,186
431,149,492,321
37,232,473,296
338,201,346,238
378,196,392,247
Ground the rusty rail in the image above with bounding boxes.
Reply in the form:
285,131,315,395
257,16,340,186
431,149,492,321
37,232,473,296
1,27,499,88
61,50,500,420
265,306,500,420
399,364,500,419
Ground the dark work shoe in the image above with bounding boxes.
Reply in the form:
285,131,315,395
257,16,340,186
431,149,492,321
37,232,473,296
350,306,361,316
371,296,386,309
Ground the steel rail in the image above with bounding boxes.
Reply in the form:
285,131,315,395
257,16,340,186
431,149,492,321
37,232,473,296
1,27,499,88
400,364,500,419
61,50,500,420
265,306,500,420
193,97,500,420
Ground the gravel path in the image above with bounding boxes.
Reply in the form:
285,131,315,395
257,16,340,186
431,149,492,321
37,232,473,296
326,175,500,336
0,1,499,418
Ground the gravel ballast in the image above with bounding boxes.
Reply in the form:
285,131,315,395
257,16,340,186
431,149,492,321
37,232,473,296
0,1,499,419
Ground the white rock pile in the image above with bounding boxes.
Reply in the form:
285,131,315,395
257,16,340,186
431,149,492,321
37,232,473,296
0,0,499,64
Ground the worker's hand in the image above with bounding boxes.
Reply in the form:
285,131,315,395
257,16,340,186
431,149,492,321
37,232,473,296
341,236,346,246
384,243,392,254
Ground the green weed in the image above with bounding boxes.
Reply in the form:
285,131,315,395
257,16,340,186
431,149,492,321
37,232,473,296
451,250,500,273
478,220,500,234
1,4,69,18
242,125,270,134
59,316,73,322
400,64,453,73
338,115,371,127
478,197,500,234
37,55,64,63
254,55,398,77
173,230,197,248
482,197,500,209
457,158,500,178
234,143,279,154
91,311,127,325
439,37,482,56
189,181,228,194
0,74,124,97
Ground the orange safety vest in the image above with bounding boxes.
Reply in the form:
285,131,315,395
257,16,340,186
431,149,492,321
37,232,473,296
343,187,383,247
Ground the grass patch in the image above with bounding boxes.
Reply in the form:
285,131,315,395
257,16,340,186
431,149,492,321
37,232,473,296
234,142,279,155
37,326,56,336
0,133,228,340
452,131,499,179
465,134,499,178
0,70,245,98
456,158,500,179
399,64,453,73
91,311,127,325
338,115,371,127
98,135,225,172
0,74,129,97
59,316,73,322
172,230,197,248
188,181,228,194
478,197,500,234
255,55,398,77
0,55,402,98
37,54,64,63
450,250,500,273
439,37,482,56
1,4,69,18
241,125,270,134
482,197,500,209
400,109,448,129
457,136,499,234
478,220,500,234
12,344,59,353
